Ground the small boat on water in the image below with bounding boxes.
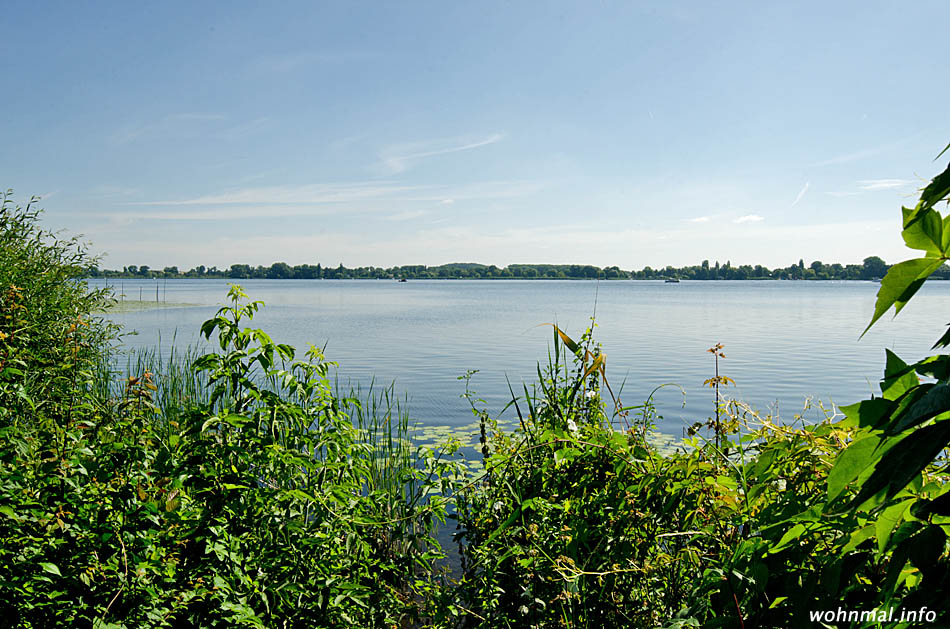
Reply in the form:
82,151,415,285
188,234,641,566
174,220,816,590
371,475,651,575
664,278,680,283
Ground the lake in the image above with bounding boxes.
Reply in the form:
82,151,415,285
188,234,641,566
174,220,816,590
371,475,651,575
87,278,950,439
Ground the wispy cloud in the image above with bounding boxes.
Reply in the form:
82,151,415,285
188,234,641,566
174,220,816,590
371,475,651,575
379,134,504,174
119,179,543,220
828,178,917,197
688,216,711,223
130,182,425,206
857,179,914,191
734,214,764,223
791,181,810,207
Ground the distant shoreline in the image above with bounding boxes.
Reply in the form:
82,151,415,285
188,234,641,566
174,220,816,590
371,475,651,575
84,256,947,281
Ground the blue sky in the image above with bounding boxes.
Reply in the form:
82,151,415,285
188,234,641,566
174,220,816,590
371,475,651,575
2,1,948,270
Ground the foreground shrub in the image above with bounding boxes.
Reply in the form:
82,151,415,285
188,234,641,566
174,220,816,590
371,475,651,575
0,284,463,627
0,191,112,426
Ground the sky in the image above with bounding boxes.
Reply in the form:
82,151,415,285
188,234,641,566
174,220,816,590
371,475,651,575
2,1,949,271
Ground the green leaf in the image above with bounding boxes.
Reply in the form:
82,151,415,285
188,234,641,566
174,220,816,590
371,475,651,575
881,349,918,400
876,499,911,554
485,505,523,544
841,524,875,554
554,447,581,466
863,257,945,335
839,399,894,430
769,523,807,554
901,207,944,254
914,354,950,378
827,432,887,503
917,160,950,213
850,419,950,507
40,562,62,577
887,383,950,434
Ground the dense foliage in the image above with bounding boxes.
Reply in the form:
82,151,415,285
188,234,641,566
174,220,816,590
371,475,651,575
2,144,949,627
0,199,464,627
88,256,950,282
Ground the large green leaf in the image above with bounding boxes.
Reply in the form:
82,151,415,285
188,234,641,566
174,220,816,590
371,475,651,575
881,349,918,400
840,524,875,554
849,419,950,507
886,383,950,434
875,498,912,554
914,354,950,379
39,562,61,577
863,257,945,335
827,432,887,502
917,160,950,213
901,207,944,255
838,398,894,430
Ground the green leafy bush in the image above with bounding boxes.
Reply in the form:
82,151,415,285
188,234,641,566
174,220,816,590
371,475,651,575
0,191,113,425
0,280,464,627
3,146,949,627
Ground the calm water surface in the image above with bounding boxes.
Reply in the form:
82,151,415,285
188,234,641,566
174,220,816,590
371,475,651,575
88,279,950,438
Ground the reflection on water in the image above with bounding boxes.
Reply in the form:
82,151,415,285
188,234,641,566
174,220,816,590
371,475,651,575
88,278,950,437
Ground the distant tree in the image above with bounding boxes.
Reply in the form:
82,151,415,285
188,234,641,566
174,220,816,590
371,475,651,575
229,264,252,279
267,262,293,279
862,256,887,279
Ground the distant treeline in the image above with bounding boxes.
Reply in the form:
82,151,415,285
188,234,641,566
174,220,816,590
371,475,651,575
86,256,950,281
